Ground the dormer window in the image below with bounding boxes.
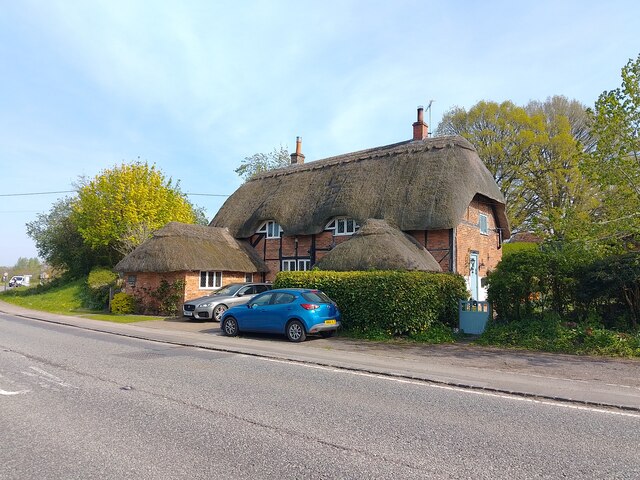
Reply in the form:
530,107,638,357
325,217,359,236
257,220,282,239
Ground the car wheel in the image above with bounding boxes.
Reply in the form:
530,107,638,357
222,316,238,337
213,304,228,322
320,330,336,338
286,320,306,342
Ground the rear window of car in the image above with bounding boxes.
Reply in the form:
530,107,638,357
301,291,331,303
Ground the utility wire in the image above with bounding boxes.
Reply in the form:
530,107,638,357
0,191,230,197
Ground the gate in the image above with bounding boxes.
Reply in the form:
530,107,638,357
458,300,491,334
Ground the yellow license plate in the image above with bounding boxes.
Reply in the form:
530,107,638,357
324,319,336,325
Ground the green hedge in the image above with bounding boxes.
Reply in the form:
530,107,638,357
274,270,467,337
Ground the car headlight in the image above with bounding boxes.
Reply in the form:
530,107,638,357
198,302,213,308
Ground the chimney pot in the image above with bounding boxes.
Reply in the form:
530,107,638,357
290,136,305,165
412,106,429,141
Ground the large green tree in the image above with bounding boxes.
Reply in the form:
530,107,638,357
583,54,640,250
437,97,593,238
235,145,290,181
72,162,200,264
26,197,100,276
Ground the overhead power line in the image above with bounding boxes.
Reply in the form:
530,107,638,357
0,191,230,198
0,190,75,197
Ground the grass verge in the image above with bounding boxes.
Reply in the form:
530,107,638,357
0,279,159,323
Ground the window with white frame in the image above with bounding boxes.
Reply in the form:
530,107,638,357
325,217,359,236
281,259,311,271
244,272,253,282
281,259,297,271
479,213,489,235
200,271,222,289
256,220,282,238
298,259,310,271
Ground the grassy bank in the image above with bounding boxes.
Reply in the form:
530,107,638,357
0,279,158,323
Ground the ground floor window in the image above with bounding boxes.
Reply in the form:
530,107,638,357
200,271,222,289
281,259,311,271
245,272,254,282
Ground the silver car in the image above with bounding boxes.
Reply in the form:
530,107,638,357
182,283,272,321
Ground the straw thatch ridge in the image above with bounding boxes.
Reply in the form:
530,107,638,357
114,222,268,273
211,135,509,239
314,219,442,272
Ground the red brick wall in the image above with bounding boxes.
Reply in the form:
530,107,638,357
122,270,252,312
407,229,452,272
183,271,249,301
245,201,503,288
455,196,502,276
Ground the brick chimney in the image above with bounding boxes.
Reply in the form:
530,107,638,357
412,106,429,141
290,136,305,164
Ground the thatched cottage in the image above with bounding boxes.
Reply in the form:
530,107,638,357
211,107,510,300
115,222,267,307
117,107,509,305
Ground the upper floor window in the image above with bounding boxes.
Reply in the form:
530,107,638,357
325,217,359,236
479,213,489,235
200,271,222,289
257,220,282,239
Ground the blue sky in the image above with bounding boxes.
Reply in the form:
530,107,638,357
1,0,638,267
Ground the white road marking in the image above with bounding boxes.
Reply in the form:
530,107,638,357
22,366,76,388
250,355,640,419
0,388,30,395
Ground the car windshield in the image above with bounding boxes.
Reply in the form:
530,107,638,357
301,291,332,303
212,284,243,296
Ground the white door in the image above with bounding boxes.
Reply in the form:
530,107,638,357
469,252,479,300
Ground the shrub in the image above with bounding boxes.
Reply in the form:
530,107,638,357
85,267,119,310
477,314,640,357
132,279,185,316
110,292,136,314
274,270,467,338
577,253,640,331
487,242,586,322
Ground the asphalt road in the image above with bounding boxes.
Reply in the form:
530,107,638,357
1,313,639,479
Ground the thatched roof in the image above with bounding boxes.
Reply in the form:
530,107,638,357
314,219,442,272
114,222,268,273
211,136,510,239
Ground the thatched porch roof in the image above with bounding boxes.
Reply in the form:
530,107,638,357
314,219,442,272
114,222,268,273
211,136,510,239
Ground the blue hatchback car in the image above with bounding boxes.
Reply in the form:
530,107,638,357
220,288,341,342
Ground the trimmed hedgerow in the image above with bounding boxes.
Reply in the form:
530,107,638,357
274,270,467,337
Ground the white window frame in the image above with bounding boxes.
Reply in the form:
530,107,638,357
479,213,489,235
281,259,311,272
281,259,297,271
244,273,254,282
199,271,222,289
298,259,310,271
257,220,282,239
325,217,359,236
